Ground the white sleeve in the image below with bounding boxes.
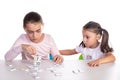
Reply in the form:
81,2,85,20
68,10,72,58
75,45,83,53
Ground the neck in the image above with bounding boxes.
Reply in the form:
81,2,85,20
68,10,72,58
90,42,99,48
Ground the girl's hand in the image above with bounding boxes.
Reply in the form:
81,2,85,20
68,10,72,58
53,55,64,64
87,59,101,67
22,44,36,55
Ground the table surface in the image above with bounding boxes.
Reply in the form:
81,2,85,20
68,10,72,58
0,60,119,80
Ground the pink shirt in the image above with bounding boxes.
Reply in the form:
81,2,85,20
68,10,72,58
5,33,60,61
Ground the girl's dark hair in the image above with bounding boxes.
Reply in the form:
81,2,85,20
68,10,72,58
23,11,43,28
80,21,113,53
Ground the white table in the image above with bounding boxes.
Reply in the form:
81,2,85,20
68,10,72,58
0,60,119,80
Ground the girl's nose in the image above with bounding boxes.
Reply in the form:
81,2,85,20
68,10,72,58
33,32,37,38
83,37,87,43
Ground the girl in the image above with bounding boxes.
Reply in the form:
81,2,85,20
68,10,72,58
5,11,63,64
60,21,115,67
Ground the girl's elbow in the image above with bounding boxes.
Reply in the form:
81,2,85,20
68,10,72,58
4,54,13,62
112,55,116,62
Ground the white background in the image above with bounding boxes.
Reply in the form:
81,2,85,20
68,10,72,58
0,0,119,62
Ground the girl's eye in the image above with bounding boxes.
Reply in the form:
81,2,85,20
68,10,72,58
86,36,89,39
36,30,41,33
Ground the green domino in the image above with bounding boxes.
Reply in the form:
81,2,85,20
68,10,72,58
79,54,83,60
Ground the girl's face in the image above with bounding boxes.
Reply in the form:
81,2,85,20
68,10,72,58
82,29,101,48
25,22,43,43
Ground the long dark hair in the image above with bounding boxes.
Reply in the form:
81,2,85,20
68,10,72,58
80,21,113,53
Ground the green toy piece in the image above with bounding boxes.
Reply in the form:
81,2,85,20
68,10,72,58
79,54,83,60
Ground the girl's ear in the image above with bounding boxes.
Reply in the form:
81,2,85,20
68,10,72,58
96,34,101,40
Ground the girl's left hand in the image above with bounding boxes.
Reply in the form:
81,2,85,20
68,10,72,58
53,55,64,64
87,59,101,67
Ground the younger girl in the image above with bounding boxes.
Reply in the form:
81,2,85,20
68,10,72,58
60,21,115,67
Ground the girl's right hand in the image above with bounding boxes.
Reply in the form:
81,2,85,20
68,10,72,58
22,44,36,55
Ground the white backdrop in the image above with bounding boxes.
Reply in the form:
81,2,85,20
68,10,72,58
0,0,119,61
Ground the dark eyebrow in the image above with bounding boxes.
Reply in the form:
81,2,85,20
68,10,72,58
27,29,41,32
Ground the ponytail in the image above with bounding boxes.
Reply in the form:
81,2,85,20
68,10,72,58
101,29,113,53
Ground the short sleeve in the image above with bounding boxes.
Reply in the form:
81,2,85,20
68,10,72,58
75,45,83,53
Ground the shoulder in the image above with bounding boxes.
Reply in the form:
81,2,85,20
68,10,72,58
18,34,27,39
16,34,28,41
44,33,51,37
75,45,84,53
44,33,53,40
13,34,28,45
44,33,52,37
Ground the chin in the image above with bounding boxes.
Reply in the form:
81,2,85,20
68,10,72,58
31,40,37,43
85,45,89,48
